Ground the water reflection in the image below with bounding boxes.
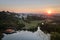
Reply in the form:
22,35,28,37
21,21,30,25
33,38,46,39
2,27,50,40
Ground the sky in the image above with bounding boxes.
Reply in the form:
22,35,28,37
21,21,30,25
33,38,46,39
0,0,60,13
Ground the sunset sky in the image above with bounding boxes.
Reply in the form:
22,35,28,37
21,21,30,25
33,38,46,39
0,0,60,13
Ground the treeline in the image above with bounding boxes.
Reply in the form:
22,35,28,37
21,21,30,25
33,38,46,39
0,11,46,31
38,21,60,40
0,11,25,31
26,15,45,21
0,11,60,40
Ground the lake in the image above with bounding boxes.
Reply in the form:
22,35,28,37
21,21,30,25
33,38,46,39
2,27,50,40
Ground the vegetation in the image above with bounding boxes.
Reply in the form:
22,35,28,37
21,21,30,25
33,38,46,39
0,11,25,31
38,21,60,40
0,11,60,40
51,32,60,40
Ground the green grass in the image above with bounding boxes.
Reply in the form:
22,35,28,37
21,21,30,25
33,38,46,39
19,20,43,29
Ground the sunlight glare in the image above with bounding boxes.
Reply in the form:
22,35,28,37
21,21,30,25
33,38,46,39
47,10,52,15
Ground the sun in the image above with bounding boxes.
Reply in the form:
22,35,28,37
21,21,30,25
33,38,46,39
47,10,52,15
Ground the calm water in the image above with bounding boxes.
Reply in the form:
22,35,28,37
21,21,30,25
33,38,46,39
2,27,50,40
